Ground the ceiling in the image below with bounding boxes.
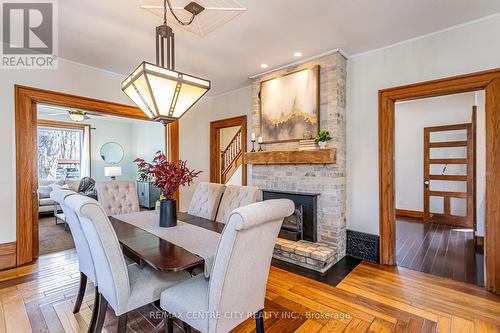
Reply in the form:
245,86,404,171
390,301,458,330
58,0,500,96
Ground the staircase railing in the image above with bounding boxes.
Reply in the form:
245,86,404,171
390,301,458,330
221,129,242,182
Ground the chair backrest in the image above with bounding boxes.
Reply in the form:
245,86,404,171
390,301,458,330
208,199,294,333
215,185,260,223
187,182,226,220
65,194,130,312
95,181,140,215
50,189,96,283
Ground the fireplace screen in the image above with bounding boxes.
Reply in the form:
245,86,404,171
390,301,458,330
281,206,304,241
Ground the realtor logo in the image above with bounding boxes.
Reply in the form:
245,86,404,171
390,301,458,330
1,0,58,69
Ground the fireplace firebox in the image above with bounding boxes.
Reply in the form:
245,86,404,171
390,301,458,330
262,190,318,242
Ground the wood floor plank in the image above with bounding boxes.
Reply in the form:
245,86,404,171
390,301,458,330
0,301,5,333
437,316,451,333
294,320,323,333
367,318,394,333
450,316,474,333
317,318,349,332
474,319,500,333
342,318,371,333
2,296,32,333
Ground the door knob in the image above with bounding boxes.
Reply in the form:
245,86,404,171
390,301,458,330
424,180,430,187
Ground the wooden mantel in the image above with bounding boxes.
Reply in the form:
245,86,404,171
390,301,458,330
243,148,336,165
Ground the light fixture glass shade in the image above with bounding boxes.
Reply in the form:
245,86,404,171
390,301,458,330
121,62,210,123
69,112,85,122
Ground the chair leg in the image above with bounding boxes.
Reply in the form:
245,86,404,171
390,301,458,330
87,287,100,333
164,314,173,333
93,293,108,333
73,272,87,313
183,322,191,333
117,313,127,333
255,310,264,333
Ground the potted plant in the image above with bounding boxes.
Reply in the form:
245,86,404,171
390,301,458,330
134,151,200,227
315,130,332,149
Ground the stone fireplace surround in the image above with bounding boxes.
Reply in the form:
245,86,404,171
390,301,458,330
250,51,347,272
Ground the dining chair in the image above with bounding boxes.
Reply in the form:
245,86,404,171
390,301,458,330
95,180,140,215
160,199,295,333
65,194,191,333
215,185,260,223
187,182,226,220
50,189,100,332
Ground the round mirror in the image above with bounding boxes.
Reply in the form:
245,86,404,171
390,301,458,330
100,142,124,164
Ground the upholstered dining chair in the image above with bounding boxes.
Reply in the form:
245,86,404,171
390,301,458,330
215,185,260,223
160,199,295,333
95,180,140,216
50,189,100,332
187,182,226,220
65,194,191,333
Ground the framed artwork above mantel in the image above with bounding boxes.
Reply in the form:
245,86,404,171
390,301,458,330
259,65,320,143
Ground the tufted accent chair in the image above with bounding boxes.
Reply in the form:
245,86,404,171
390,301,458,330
187,182,226,220
96,181,140,216
215,185,261,224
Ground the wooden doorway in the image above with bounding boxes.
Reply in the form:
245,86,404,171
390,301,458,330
423,121,475,228
209,116,247,185
378,69,500,294
15,85,179,266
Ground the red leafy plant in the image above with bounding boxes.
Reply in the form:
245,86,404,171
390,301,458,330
134,151,201,200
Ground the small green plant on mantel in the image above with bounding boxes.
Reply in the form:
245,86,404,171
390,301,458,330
315,130,332,149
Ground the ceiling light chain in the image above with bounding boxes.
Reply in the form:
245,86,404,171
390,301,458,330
166,0,196,26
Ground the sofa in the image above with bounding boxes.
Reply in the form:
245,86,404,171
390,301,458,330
38,178,97,214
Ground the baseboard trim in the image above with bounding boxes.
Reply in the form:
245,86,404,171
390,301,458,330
396,209,424,219
0,242,16,271
346,230,379,263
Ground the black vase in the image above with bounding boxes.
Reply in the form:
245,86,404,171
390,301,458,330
159,199,177,228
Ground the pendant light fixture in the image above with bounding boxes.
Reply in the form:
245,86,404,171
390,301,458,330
122,0,211,124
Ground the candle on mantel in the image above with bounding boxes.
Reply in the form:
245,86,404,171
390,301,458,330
258,136,263,143
251,132,256,141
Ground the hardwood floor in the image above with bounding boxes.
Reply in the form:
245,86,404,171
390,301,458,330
396,218,484,286
1,249,500,332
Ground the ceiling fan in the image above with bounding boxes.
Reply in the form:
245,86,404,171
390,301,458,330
40,104,103,122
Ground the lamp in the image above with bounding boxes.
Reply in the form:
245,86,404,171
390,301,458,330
121,0,210,124
104,166,122,180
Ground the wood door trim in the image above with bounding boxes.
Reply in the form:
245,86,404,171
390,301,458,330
395,209,424,219
209,115,247,185
378,68,500,294
15,85,179,266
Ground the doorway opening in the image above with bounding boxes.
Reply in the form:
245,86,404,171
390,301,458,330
35,104,166,255
15,86,179,265
395,91,485,286
210,116,247,185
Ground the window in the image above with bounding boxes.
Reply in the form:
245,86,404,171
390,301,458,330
37,122,90,181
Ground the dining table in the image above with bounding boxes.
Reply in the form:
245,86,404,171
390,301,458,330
109,211,225,332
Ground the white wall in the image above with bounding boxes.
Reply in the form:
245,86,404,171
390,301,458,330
0,59,132,243
395,92,486,235
178,85,252,211
347,15,500,235
130,121,165,168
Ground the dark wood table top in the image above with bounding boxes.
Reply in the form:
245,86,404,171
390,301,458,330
110,212,224,273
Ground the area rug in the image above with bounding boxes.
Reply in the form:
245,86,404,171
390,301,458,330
39,216,75,255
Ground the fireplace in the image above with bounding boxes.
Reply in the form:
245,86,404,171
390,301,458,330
262,190,318,242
